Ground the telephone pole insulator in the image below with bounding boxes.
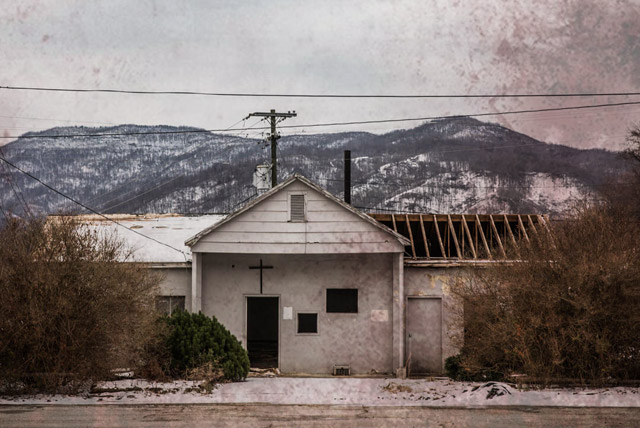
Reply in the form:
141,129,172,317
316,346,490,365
247,109,297,188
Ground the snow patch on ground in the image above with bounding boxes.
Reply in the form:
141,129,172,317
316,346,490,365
2,378,638,407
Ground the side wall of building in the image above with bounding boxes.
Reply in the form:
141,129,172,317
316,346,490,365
403,267,464,366
201,253,395,375
154,266,192,310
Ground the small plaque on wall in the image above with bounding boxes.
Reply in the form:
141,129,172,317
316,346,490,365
371,309,388,322
283,306,293,320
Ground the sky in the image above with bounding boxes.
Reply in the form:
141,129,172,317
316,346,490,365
1,0,639,149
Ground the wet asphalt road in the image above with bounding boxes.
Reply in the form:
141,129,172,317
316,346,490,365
1,404,639,427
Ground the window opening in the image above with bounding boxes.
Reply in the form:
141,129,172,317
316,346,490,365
326,289,358,313
297,313,318,334
155,296,185,316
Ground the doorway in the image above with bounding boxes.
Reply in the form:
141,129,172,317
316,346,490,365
246,296,279,369
406,297,443,375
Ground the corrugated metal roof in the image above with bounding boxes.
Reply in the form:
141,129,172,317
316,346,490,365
71,214,225,263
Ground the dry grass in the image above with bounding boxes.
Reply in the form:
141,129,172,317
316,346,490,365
382,382,413,394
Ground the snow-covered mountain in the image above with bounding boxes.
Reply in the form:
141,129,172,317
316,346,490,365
0,118,627,216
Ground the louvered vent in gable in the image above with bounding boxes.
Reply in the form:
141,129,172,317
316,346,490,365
290,194,306,222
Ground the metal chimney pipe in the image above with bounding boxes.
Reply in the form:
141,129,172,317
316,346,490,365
344,150,351,204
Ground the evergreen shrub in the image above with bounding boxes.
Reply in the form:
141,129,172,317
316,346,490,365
164,311,249,381
445,354,503,382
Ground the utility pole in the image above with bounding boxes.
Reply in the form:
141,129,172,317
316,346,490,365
247,109,297,188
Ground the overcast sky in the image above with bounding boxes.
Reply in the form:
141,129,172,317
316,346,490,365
1,0,639,149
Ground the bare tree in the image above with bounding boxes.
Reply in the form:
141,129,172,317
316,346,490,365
603,125,640,218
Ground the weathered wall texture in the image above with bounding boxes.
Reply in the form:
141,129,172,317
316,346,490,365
155,267,192,309
403,267,464,367
201,253,395,375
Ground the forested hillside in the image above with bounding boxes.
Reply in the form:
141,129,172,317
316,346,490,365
0,118,627,216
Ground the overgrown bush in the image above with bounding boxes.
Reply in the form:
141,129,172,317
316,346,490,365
451,204,640,384
0,216,160,392
163,311,249,382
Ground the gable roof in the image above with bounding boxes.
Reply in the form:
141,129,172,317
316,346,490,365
185,174,410,247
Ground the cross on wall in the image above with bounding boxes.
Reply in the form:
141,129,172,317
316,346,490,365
249,259,273,294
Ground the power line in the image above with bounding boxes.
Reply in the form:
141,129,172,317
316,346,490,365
228,192,259,213
0,146,32,217
276,101,640,131
101,175,183,213
90,150,266,210
68,118,267,208
0,202,8,220
97,117,269,211
3,100,640,140
3,84,640,99
0,155,188,257
0,113,118,126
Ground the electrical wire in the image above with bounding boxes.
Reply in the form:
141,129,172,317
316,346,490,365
3,84,640,99
0,202,8,220
228,191,259,213
0,155,189,257
97,117,269,211
2,100,640,140
0,113,118,126
0,146,33,217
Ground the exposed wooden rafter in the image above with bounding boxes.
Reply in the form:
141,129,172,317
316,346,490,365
475,214,492,260
503,214,520,258
538,214,552,234
433,214,447,260
447,215,462,259
419,214,430,258
461,215,477,259
537,214,556,249
405,214,417,259
367,212,544,262
527,214,539,237
489,215,506,258
517,215,530,243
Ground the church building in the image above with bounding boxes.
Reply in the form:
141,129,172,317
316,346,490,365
82,174,544,376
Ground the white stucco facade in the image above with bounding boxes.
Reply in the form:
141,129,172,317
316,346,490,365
199,253,396,374
185,175,413,375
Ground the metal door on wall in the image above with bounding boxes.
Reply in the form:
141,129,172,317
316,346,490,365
406,297,443,375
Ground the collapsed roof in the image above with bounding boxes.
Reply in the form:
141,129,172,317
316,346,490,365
369,213,548,265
